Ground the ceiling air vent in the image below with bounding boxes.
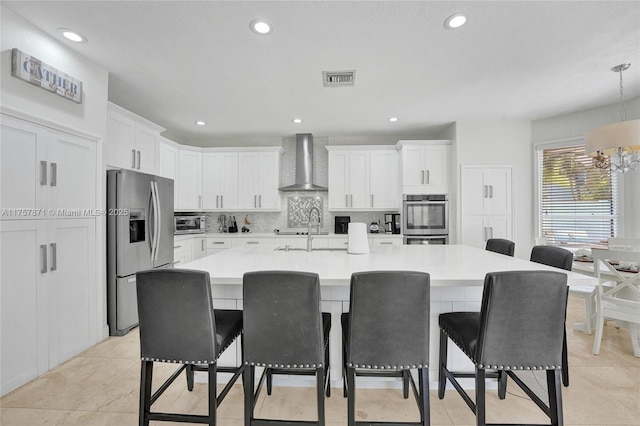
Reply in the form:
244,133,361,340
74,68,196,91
322,70,355,87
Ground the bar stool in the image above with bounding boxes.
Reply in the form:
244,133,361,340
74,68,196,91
438,270,568,426
136,269,243,426
344,271,431,426
485,238,515,256
530,245,573,387
243,271,331,426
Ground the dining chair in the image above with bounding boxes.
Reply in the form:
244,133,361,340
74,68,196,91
136,269,244,426
242,271,331,426
438,270,568,426
485,238,515,256
344,271,431,426
591,248,640,357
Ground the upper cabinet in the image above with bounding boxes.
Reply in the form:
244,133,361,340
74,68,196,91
106,103,163,174
327,146,399,211
202,151,238,210
1,114,97,216
176,150,202,210
158,138,179,180
237,150,281,211
397,140,450,194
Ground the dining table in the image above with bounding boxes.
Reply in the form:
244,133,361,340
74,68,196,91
179,243,598,388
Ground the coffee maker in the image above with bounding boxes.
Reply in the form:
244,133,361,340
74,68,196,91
384,213,401,234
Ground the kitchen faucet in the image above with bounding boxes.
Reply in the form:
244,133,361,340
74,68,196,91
306,206,321,251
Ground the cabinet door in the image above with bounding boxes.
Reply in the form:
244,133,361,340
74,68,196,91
256,151,280,210
401,145,427,187
486,216,512,241
423,145,449,192
48,219,96,367
0,221,48,396
0,114,47,212
328,151,349,209
48,130,97,212
485,168,512,215
238,152,260,209
461,167,487,216
135,123,159,174
159,141,178,180
460,215,487,249
193,237,206,260
177,151,202,210
348,151,370,209
370,150,398,209
106,110,136,169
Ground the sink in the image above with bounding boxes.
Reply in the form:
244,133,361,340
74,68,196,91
274,246,347,252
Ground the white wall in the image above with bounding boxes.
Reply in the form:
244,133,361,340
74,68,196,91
454,120,533,258
1,5,110,339
532,97,640,239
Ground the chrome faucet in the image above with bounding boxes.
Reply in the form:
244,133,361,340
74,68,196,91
306,206,321,251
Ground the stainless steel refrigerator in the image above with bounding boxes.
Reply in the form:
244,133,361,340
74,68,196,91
107,169,174,336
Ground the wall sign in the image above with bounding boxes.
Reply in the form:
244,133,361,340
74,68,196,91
11,48,83,104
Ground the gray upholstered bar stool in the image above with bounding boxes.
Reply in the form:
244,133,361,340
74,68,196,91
530,245,573,387
243,271,330,426
485,238,515,256
344,271,431,426
136,269,243,426
438,271,568,426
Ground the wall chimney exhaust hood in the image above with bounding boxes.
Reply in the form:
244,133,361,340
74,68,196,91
279,133,328,191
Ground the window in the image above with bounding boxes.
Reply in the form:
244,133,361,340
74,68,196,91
538,144,618,247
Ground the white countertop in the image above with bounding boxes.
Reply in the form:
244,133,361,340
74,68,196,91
179,244,597,287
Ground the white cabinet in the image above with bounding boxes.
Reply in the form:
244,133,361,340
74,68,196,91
177,150,203,210
327,147,399,211
193,236,207,260
370,235,403,246
159,139,179,180
1,114,97,216
1,219,96,396
206,236,232,256
106,103,162,174
173,237,193,266
231,236,275,248
460,166,513,249
398,141,450,194
369,150,399,209
202,151,238,210
238,150,281,211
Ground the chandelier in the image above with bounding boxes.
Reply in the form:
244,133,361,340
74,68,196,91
585,63,640,173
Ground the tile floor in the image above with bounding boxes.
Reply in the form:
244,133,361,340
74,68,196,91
1,297,639,425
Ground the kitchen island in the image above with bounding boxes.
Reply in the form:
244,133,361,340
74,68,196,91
179,244,596,388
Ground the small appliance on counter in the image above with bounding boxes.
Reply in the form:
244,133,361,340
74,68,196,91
335,216,350,234
369,221,380,233
174,215,206,234
228,216,238,233
384,213,401,234
347,222,369,254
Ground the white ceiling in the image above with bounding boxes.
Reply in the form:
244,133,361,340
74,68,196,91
4,1,640,147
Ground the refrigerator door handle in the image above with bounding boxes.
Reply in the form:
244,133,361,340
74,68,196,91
153,181,161,262
149,181,157,262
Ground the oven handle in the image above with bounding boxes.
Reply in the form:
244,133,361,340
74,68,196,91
404,200,448,205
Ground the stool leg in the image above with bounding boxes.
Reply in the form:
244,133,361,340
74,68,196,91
208,364,217,426
475,368,486,426
325,339,331,397
316,366,326,426
419,368,430,426
266,368,273,395
562,330,569,387
438,328,448,399
547,369,563,426
497,370,507,399
403,370,409,399
244,365,255,426
186,364,194,391
347,367,356,426
139,361,153,426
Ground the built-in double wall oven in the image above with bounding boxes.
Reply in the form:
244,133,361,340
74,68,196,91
402,194,449,245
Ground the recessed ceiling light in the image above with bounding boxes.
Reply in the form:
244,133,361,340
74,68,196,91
292,118,303,124
444,13,467,29
195,121,206,126
57,28,87,43
388,117,399,122
250,19,272,35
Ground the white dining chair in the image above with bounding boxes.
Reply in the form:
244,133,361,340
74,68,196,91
591,248,640,358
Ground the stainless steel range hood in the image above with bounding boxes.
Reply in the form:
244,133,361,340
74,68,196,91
279,133,328,191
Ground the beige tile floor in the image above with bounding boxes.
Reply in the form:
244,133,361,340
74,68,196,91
2,297,639,426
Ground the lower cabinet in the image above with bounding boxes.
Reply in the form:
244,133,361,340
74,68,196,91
1,218,96,396
193,236,206,260
173,236,194,266
461,215,512,249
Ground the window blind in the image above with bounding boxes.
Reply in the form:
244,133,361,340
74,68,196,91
538,145,618,247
